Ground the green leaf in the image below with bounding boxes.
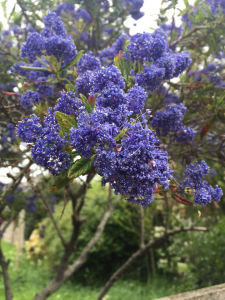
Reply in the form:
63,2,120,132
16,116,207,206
60,50,84,72
50,177,71,193
198,6,205,19
115,128,128,141
55,111,77,134
68,157,95,179
79,94,94,113
47,77,59,84
123,39,130,52
63,78,76,91
71,151,80,158
183,0,189,8
20,66,49,72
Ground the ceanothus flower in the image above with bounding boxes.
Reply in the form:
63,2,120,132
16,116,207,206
44,108,59,130
70,108,120,158
31,129,71,175
6,195,15,204
75,70,94,97
27,195,37,213
54,2,74,16
125,30,168,62
10,62,30,77
45,36,77,65
135,64,165,92
19,91,42,109
99,35,129,64
17,116,43,143
150,103,196,142
41,12,67,38
174,126,196,143
26,108,71,175
122,0,144,19
90,66,125,95
29,60,51,82
55,91,83,117
75,9,92,22
96,86,127,109
77,51,101,74
155,54,177,80
179,161,223,205
126,84,147,114
20,32,45,63
94,120,173,206
173,51,192,77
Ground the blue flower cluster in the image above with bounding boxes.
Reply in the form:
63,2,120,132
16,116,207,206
20,12,77,65
206,0,225,14
15,8,223,207
122,0,144,20
99,35,128,64
126,30,192,91
150,104,196,143
90,66,125,96
7,124,16,144
55,91,83,117
77,51,101,74
188,63,225,88
54,2,74,16
179,161,223,205
17,109,71,175
94,121,173,206
19,91,42,109
27,194,37,213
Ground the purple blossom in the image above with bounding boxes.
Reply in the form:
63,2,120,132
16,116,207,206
55,91,83,117
90,66,125,95
20,32,45,63
17,117,43,143
19,91,42,109
126,84,147,114
77,51,101,74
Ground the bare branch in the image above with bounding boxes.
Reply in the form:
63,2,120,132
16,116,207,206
97,226,208,300
0,160,33,203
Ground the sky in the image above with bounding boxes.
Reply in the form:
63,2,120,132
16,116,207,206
0,0,195,184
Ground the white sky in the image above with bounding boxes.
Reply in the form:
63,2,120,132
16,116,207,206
0,0,195,184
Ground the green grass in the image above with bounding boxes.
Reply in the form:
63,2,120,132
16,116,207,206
0,241,189,300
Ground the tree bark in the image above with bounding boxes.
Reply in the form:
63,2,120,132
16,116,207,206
0,246,13,300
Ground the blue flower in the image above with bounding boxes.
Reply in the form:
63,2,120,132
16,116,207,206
55,91,83,117
90,66,125,95
126,84,147,114
20,32,45,63
17,116,43,143
45,36,77,65
135,64,165,92
77,51,101,74
94,121,173,206
180,161,223,205
41,12,67,38
96,86,127,109
19,91,42,109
